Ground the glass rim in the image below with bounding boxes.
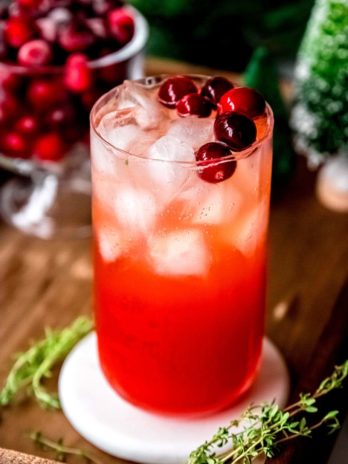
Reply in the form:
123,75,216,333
0,6,148,75
90,74,274,169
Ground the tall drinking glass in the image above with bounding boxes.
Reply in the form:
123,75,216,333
90,76,273,415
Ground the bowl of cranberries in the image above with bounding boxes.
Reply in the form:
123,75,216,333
0,0,148,238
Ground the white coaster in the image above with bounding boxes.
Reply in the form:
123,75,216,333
59,333,289,464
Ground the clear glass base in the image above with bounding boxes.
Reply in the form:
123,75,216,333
0,172,91,239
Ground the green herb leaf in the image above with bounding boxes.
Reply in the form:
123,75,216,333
0,316,93,409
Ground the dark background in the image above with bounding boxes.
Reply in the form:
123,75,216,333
129,0,314,71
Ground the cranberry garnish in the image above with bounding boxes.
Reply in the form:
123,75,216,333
18,39,53,67
4,17,37,48
107,8,135,45
201,77,234,105
214,112,256,151
219,87,266,118
158,76,198,108
59,23,95,52
34,132,66,162
177,93,212,118
2,132,30,157
27,79,66,110
195,142,236,183
64,53,93,93
15,114,39,135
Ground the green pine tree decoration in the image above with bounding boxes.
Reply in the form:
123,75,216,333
291,0,348,164
245,47,296,194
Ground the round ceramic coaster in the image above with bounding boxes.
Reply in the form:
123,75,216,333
59,333,289,464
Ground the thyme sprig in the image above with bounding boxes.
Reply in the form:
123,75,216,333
0,316,93,409
188,360,348,464
30,431,102,464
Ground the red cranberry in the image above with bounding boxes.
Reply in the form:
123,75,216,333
0,93,20,123
107,8,135,45
214,112,256,151
64,53,93,93
36,18,57,42
201,77,234,105
219,87,266,118
86,18,107,39
177,93,212,118
46,104,75,127
4,17,37,48
34,132,66,162
2,132,30,157
0,70,21,92
59,23,95,53
17,0,43,8
93,0,123,15
27,79,66,110
15,114,39,135
158,76,198,108
18,39,53,67
195,142,236,183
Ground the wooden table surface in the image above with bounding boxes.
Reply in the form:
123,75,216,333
1,59,348,464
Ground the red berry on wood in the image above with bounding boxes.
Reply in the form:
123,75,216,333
214,112,256,151
219,87,266,118
195,142,236,183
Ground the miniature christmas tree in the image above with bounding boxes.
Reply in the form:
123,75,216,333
291,0,348,165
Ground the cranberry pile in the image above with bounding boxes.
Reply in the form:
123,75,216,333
0,0,135,162
158,76,267,184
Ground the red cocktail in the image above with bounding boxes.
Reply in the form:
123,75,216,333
90,75,273,414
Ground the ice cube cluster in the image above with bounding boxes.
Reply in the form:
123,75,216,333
93,79,265,276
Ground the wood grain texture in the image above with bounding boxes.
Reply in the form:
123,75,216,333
0,60,348,463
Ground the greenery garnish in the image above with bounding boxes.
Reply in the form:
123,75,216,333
188,360,348,464
0,316,93,410
30,431,102,464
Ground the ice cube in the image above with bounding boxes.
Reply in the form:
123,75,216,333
98,227,123,262
146,134,195,201
167,118,214,150
91,132,129,181
115,187,158,235
228,203,269,256
118,81,166,130
107,124,143,152
192,183,242,225
148,229,211,276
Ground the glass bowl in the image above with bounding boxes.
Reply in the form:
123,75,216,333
0,6,148,239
